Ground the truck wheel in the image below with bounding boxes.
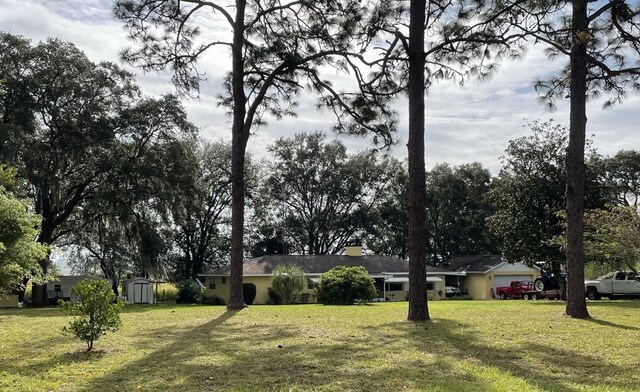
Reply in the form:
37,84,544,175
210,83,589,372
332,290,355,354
499,292,507,300
523,293,530,300
586,288,600,300
531,293,538,300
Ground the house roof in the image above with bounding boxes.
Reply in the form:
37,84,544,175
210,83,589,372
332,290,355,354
200,254,452,276
446,255,505,273
123,277,154,284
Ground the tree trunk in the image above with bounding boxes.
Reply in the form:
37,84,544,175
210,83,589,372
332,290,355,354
407,0,429,321
16,277,29,302
227,0,248,310
565,0,590,318
111,279,120,297
31,230,53,306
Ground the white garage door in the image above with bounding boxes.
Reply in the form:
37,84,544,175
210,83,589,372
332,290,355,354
493,275,532,291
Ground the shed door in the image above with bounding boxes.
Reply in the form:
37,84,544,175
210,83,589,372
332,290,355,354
493,275,532,292
133,283,148,304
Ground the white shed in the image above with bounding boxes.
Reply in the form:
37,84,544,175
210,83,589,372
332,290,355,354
123,277,155,304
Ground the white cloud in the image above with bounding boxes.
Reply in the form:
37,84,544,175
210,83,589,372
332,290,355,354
2,0,639,175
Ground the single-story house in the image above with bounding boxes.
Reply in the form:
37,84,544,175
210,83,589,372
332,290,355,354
122,277,155,304
445,255,539,299
198,246,464,304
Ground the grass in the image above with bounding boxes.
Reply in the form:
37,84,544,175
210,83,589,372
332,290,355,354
1,300,639,391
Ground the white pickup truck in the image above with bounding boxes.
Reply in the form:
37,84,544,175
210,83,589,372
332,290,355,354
584,271,640,300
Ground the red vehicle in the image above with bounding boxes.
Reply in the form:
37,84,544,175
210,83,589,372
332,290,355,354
496,281,531,300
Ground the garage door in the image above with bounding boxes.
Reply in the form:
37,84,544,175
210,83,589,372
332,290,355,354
493,275,532,291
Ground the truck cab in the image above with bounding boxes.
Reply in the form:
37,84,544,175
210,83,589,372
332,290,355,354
585,271,640,299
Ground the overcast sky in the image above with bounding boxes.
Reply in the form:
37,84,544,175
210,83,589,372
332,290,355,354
1,0,639,175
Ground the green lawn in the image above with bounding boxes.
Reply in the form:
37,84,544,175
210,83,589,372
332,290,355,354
1,301,639,391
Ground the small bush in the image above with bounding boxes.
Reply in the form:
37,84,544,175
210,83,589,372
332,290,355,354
201,295,225,305
159,286,178,302
445,294,473,300
298,292,312,303
175,280,201,304
315,266,377,305
267,287,282,305
243,283,257,305
60,280,124,351
271,264,305,304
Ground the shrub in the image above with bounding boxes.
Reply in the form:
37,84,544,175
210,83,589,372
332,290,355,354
201,295,225,305
267,287,282,305
298,292,312,303
315,266,377,305
159,285,178,302
243,283,257,305
175,280,201,304
60,280,124,351
271,264,305,304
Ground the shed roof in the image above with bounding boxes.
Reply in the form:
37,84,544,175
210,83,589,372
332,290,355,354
123,277,154,284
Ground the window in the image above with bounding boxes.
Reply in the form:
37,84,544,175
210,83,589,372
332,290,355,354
386,283,403,291
222,277,226,284
426,283,434,291
209,280,216,290
307,279,315,289
54,284,62,291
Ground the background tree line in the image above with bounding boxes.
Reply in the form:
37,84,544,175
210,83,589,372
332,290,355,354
2,32,636,302
2,0,639,312
113,0,640,319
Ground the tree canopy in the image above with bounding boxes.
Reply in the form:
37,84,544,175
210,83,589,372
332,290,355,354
255,132,399,256
0,166,48,293
0,33,196,302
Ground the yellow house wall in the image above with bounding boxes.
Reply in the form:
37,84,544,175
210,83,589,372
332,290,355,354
203,276,316,304
464,274,488,300
203,276,231,304
202,274,449,303
0,294,19,308
245,276,272,304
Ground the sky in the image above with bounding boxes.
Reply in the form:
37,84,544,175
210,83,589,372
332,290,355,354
1,0,639,177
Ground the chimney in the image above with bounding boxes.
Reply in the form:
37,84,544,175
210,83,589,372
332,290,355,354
345,245,362,256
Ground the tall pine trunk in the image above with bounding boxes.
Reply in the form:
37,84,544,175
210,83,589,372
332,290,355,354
227,0,249,310
31,227,53,306
565,0,589,318
407,0,429,321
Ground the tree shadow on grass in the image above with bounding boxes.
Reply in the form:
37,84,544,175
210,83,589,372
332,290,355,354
586,300,640,309
0,334,108,386
120,303,220,314
0,307,64,318
528,301,640,331
532,300,640,310
82,310,505,392
9,302,640,391
368,318,639,392
583,317,640,331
